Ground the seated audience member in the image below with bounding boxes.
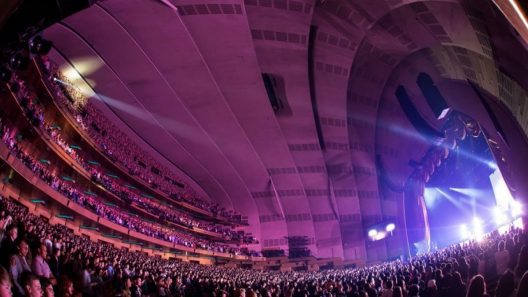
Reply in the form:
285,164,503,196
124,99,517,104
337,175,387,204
120,276,132,297
0,266,12,297
31,244,53,281
39,279,53,297
131,276,142,297
47,249,60,279
56,277,74,297
10,240,32,296
0,224,18,266
0,212,12,241
21,272,42,297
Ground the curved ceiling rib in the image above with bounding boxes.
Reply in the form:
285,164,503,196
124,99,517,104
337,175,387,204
47,21,237,209
93,1,291,238
167,0,326,250
92,2,263,213
49,28,214,201
243,0,329,256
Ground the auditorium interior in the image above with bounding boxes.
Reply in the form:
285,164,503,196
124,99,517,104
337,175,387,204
1,0,528,296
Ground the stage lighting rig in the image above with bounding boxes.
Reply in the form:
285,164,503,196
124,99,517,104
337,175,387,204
29,36,52,55
8,52,29,70
0,66,12,83
367,222,397,241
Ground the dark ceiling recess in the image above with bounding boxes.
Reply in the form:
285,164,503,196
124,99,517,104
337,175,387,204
308,25,326,151
519,0,528,17
261,73,292,116
395,86,445,142
468,80,510,147
0,0,95,48
417,73,451,120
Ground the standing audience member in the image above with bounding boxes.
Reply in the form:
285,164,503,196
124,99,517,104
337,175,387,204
496,241,511,276
495,270,515,297
392,286,403,297
516,271,528,297
381,280,393,297
514,245,528,283
466,275,488,297
449,272,466,297
408,285,420,297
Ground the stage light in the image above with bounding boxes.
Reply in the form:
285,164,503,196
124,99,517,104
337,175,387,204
474,229,484,242
494,207,508,225
424,188,439,208
511,200,523,217
368,229,378,238
386,223,396,232
9,53,29,70
513,217,524,230
469,217,485,241
9,82,19,93
498,224,509,235
374,232,387,241
0,66,12,82
460,224,469,239
509,0,528,30
472,217,484,241
29,36,52,55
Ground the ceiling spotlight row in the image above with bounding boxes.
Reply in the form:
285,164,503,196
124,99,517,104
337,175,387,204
368,223,396,241
0,35,53,83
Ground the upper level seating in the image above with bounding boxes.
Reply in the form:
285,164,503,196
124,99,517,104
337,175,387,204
0,101,251,254
38,56,241,223
7,72,253,243
0,195,527,297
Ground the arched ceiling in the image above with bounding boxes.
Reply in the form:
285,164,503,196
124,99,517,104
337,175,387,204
42,0,528,260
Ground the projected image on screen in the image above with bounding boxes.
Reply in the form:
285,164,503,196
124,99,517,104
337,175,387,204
424,131,519,249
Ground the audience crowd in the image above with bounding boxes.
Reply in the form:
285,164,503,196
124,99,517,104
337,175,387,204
0,196,527,297
38,57,241,223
